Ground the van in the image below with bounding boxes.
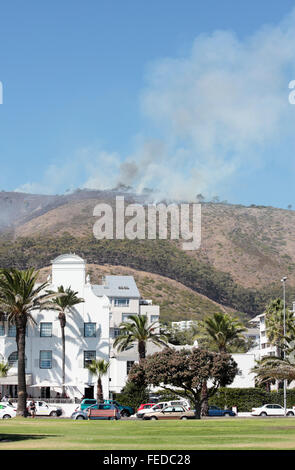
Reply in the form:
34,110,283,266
137,399,190,418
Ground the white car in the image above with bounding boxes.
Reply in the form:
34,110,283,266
137,400,190,418
0,402,17,419
26,400,63,417
252,404,295,417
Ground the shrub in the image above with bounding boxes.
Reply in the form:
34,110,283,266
209,388,295,412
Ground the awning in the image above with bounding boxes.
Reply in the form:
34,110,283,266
0,374,32,386
30,380,62,388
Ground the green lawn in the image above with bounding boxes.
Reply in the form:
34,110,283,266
1,417,295,450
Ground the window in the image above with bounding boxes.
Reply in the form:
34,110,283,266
127,361,135,374
8,351,18,367
39,350,52,369
0,324,4,336
151,315,159,323
84,350,96,368
113,328,121,338
114,298,129,307
164,407,173,412
8,324,16,337
174,406,184,412
40,323,52,337
8,325,28,337
8,351,27,367
84,323,96,337
122,314,133,322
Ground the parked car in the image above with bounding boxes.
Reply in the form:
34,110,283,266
26,400,63,417
208,405,236,417
137,400,190,418
71,403,121,420
251,404,295,417
104,399,134,417
143,405,195,420
79,398,98,411
0,403,17,419
77,399,134,417
137,403,155,413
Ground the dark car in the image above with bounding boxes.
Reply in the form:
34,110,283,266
104,399,134,417
208,405,236,417
71,403,121,420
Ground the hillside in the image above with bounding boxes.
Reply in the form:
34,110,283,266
11,192,295,289
0,189,294,318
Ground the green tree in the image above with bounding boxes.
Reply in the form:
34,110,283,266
86,359,110,403
265,298,295,358
142,347,238,419
252,355,295,386
0,268,57,416
164,322,198,346
198,312,247,353
195,312,246,416
0,361,10,378
46,286,84,397
113,314,168,362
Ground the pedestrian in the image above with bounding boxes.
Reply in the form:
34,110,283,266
2,394,8,402
29,400,36,418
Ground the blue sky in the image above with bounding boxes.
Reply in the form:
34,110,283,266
1,0,295,208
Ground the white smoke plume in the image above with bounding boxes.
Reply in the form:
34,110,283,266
17,8,295,201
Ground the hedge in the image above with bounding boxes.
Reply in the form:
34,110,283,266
209,388,295,412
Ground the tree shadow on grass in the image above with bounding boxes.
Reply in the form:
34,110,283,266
0,434,59,443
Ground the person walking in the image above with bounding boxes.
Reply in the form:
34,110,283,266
28,400,36,418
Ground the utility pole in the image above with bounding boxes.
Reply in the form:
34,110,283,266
281,276,287,416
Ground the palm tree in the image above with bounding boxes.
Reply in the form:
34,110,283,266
0,268,58,416
198,312,247,353
86,359,110,403
265,298,295,358
196,312,246,416
0,361,10,378
46,286,84,397
252,355,295,386
113,314,168,362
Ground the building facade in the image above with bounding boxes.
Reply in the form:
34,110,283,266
0,254,159,400
0,253,256,400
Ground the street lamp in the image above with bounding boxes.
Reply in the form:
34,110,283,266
281,276,287,415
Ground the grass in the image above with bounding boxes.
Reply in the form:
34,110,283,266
1,417,295,450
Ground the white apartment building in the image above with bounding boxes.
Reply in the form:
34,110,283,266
0,254,159,400
171,320,197,331
250,301,295,359
0,253,256,400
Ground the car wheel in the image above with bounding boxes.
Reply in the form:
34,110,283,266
181,416,188,420
260,412,267,416
151,416,158,420
121,411,130,418
224,413,231,417
50,411,58,417
287,411,294,416
76,415,85,420
3,414,11,419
